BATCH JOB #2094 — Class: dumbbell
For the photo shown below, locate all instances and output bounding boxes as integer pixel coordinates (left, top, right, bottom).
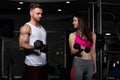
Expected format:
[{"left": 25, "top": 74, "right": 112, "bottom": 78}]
[
  {"left": 34, "top": 40, "right": 48, "bottom": 53},
  {"left": 92, "top": 72, "right": 98, "bottom": 80},
  {"left": 74, "top": 43, "right": 90, "bottom": 53},
  {"left": 41, "top": 45, "right": 48, "bottom": 53},
  {"left": 84, "top": 46, "right": 90, "bottom": 53},
  {"left": 74, "top": 43, "right": 83, "bottom": 52},
  {"left": 34, "top": 40, "right": 43, "bottom": 49},
  {"left": 73, "top": 43, "right": 83, "bottom": 57}
]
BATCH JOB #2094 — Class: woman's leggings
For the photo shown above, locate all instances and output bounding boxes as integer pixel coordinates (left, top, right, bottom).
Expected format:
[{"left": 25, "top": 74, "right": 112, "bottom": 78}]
[{"left": 73, "top": 58, "right": 94, "bottom": 80}]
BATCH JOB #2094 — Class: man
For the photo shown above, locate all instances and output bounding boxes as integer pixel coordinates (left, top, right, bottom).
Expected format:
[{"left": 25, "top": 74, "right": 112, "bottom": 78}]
[{"left": 19, "top": 3, "right": 48, "bottom": 80}]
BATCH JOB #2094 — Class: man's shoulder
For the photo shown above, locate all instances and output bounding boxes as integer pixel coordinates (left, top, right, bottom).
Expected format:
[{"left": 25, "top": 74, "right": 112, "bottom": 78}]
[
  {"left": 20, "top": 23, "right": 31, "bottom": 33},
  {"left": 21, "top": 23, "right": 30, "bottom": 29}
]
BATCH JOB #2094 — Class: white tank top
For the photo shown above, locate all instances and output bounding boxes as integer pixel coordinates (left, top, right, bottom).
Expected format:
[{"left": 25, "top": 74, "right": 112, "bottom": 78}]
[{"left": 25, "top": 22, "right": 47, "bottom": 66}]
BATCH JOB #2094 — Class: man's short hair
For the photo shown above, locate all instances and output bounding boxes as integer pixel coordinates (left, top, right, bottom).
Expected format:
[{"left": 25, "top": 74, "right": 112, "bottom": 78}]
[{"left": 29, "top": 3, "right": 42, "bottom": 10}]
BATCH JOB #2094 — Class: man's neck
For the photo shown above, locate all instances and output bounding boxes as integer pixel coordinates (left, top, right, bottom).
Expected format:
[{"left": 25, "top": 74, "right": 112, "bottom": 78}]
[{"left": 29, "top": 20, "right": 40, "bottom": 27}]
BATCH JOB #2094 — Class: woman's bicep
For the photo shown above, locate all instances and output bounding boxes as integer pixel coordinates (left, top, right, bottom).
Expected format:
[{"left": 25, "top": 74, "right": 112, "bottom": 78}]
[{"left": 69, "top": 33, "right": 76, "bottom": 54}]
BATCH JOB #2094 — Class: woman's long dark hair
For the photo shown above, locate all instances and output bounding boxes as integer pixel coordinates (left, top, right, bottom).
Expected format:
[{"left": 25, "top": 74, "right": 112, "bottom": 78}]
[{"left": 74, "top": 12, "right": 93, "bottom": 43}]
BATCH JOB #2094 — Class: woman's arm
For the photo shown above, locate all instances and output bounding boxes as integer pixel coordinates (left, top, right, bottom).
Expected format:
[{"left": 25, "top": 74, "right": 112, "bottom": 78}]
[
  {"left": 91, "top": 33, "right": 97, "bottom": 73},
  {"left": 69, "top": 33, "right": 79, "bottom": 55}
]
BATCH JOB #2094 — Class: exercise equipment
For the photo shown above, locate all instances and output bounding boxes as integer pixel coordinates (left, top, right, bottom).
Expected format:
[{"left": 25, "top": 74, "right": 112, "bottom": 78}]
[
  {"left": 73, "top": 43, "right": 82, "bottom": 57},
  {"left": 73, "top": 43, "right": 82, "bottom": 52},
  {"left": 84, "top": 46, "right": 90, "bottom": 53},
  {"left": 8, "top": 59, "right": 14, "bottom": 80},
  {"left": 92, "top": 72, "right": 99, "bottom": 80},
  {"left": 41, "top": 44, "right": 48, "bottom": 53},
  {"left": 34, "top": 40, "right": 44, "bottom": 49},
  {"left": 74, "top": 43, "right": 91, "bottom": 54},
  {"left": 95, "top": 32, "right": 105, "bottom": 50},
  {"left": 34, "top": 40, "right": 48, "bottom": 53}
]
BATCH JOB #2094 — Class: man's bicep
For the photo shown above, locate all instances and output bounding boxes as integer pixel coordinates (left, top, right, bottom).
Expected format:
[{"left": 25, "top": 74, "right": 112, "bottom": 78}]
[
  {"left": 20, "top": 33, "right": 29, "bottom": 44},
  {"left": 19, "top": 27, "right": 29, "bottom": 46}
]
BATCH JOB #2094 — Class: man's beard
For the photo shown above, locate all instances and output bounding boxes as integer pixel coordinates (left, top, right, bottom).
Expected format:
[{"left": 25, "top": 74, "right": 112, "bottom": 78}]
[
  {"left": 35, "top": 18, "right": 40, "bottom": 22},
  {"left": 33, "top": 17, "right": 40, "bottom": 22}
]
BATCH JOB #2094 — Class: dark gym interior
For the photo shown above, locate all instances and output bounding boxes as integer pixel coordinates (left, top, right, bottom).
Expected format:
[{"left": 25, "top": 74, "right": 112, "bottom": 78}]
[{"left": 0, "top": 0, "right": 120, "bottom": 80}]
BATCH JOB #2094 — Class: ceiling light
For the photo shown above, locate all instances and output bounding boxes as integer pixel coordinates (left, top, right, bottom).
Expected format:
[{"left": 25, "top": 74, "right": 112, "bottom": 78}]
[
  {"left": 105, "top": 33, "right": 111, "bottom": 36},
  {"left": 66, "top": 1, "right": 70, "bottom": 4},
  {"left": 58, "top": 9, "right": 62, "bottom": 12},
  {"left": 17, "top": 7, "right": 21, "bottom": 10},
  {"left": 19, "top": 1, "right": 23, "bottom": 4}
]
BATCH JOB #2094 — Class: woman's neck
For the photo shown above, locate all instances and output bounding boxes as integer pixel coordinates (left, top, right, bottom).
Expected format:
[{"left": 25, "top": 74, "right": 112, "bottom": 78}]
[{"left": 77, "top": 30, "right": 86, "bottom": 40}]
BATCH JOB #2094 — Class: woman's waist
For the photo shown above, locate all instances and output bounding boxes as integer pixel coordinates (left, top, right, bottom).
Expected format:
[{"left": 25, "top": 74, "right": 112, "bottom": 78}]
[{"left": 74, "top": 52, "right": 92, "bottom": 60}]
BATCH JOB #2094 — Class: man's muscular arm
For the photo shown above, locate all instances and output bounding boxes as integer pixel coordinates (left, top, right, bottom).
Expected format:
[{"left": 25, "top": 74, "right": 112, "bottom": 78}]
[{"left": 19, "top": 25, "right": 34, "bottom": 51}]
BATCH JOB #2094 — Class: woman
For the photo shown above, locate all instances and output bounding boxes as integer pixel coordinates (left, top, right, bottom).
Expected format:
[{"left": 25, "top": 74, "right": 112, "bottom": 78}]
[{"left": 68, "top": 12, "right": 97, "bottom": 80}]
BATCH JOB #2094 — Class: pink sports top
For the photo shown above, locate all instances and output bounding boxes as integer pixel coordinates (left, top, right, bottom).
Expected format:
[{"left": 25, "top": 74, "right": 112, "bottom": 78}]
[{"left": 75, "top": 32, "right": 93, "bottom": 48}]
